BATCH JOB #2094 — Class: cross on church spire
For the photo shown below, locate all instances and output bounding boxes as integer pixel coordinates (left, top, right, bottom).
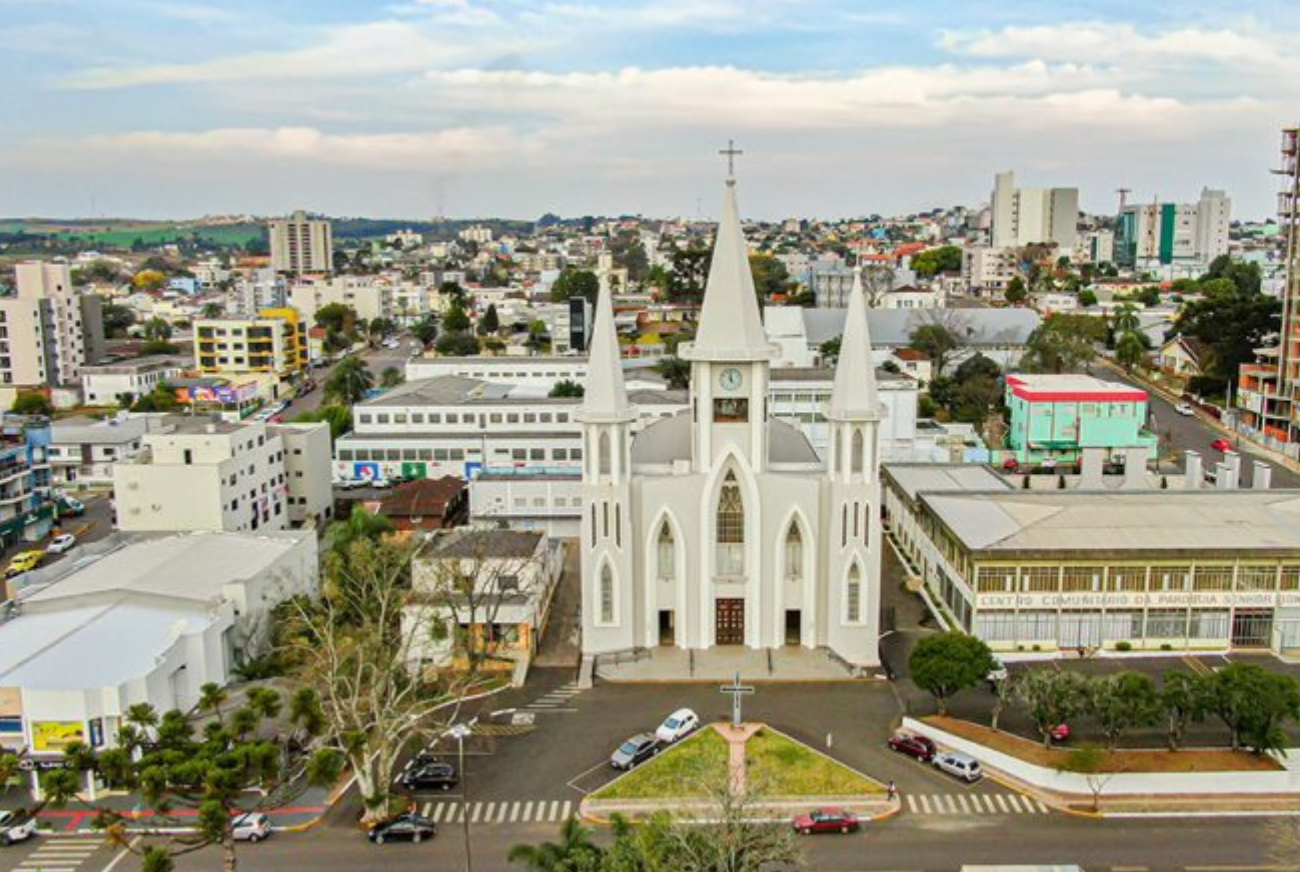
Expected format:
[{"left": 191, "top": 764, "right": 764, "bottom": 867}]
[{"left": 718, "top": 139, "right": 743, "bottom": 179}]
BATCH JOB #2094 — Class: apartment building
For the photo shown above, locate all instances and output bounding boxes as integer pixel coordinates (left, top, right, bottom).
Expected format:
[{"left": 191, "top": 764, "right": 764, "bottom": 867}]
[
  {"left": 268, "top": 210, "right": 333, "bottom": 275},
  {"left": 0, "top": 416, "right": 55, "bottom": 551},
  {"left": 0, "top": 261, "right": 105, "bottom": 389},
  {"left": 113, "top": 418, "right": 331, "bottom": 533},
  {"left": 1116, "top": 188, "right": 1231, "bottom": 269},
  {"left": 1003, "top": 373, "right": 1157, "bottom": 466},
  {"left": 289, "top": 276, "right": 393, "bottom": 324},
  {"left": 194, "top": 308, "right": 308, "bottom": 382},
  {"left": 961, "top": 246, "right": 1019, "bottom": 297},
  {"left": 48, "top": 414, "right": 164, "bottom": 487},
  {"left": 990, "top": 171, "right": 1079, "bottom": 249}
]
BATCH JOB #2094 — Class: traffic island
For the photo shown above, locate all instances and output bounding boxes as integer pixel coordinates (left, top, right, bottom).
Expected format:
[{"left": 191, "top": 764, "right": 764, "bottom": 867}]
[{"left": 580, "top": 723, "right": 893, "bottom": 823}]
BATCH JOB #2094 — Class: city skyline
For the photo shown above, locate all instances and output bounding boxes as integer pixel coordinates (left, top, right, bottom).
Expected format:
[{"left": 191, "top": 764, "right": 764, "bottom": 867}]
[{"left": 2, "top": 1, "right": 1300, "bottom": 219}]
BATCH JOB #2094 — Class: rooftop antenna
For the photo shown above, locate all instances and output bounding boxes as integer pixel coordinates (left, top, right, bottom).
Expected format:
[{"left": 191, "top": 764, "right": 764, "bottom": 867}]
[{"left": 1116, "top": 187, "right": 1130, "bottom": 212}]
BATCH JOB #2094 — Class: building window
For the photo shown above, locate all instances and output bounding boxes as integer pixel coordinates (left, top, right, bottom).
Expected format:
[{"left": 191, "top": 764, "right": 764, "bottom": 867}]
[
  {"left": 599, "top": 563, "right": 614, "bottom": 624},
  {"left": 713, "top": 398, "right": 749, "bottom": 423},
  {"left": 657, "top": 521, "right": 675, "bottom": 579},
  {"left": 785, "top": 522, "right": 803, "bottom": 579},
  {"left": 590, "top": 504, "right": 596, "bottom": 548},
  {"left": 615, "top": 503, "right": 621, "bottom": 548},
  {"left": 851, "top": 429, "right": 864, "bottom": 475},
  {"left": 598, "top": 431, "right": 612, "bottom": 476},
  {"left": 846, "top": 564, "right": 862, "bottom": 623},
  {"left": 715, "top": 472, "right": 744, "bottom": 576}
]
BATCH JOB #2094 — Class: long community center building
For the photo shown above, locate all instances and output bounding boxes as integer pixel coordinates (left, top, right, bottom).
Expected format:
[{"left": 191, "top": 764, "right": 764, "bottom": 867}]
[{"left": 884, "top": 463, "right": 1300, "bottom": 654}]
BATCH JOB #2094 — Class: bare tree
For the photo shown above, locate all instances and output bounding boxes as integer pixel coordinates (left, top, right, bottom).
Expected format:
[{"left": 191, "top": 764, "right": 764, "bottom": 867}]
[{"left": 860, "top": 264, "right": 896, "bottom": 307}]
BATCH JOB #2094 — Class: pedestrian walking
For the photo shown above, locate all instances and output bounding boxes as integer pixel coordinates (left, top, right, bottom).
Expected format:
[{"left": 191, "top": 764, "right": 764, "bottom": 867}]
[{"left": 887, "top": 780, "right": 897, "bottom": 801}]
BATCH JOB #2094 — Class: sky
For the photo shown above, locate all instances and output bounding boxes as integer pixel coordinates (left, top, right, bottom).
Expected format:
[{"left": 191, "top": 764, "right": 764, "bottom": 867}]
[{"left": 2, "top": 0, "right": 1300, "bottom": 221}]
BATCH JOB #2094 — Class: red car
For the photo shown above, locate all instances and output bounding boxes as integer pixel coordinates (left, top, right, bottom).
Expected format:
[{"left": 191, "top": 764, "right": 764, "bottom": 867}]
[
  {"left": 887, "top": 733, "right": 937, "bottom": 762},
  {"left": 792, "top": 808, "right": 859, "bottom": 835},
  {"left": 1001, "top": 457, "right": 1019, "bottom": 471},
  {"left": 1211, "top": 438, "right": 1234, "bottom": 453},
  {"left": 1049, "top": 723, "right": 1070, "bottom": 743}
]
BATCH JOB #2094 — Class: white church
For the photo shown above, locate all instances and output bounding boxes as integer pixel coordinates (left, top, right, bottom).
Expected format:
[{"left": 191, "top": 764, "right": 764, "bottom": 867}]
[{"left": 579, "top": 175, "right": 883, "bottom": 672}]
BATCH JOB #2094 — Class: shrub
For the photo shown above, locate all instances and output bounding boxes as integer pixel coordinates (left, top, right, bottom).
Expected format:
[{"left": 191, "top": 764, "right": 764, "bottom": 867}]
[{"left": 1115, "top": 641, "right": 1131, "bottom": 652}]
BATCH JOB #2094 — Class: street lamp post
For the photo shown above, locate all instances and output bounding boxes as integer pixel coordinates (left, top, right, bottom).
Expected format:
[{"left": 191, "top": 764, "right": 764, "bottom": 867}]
[{"left": 449, "top": 722, "right": 473, "bottom": 871}]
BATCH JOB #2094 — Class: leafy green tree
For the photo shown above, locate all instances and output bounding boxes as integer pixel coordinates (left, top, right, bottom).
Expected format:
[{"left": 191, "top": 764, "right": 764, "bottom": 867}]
[
  {"left": 526, "top": 320, "right": 549, "bottom": 355},
  {"left": 1087, "top": 671, "right": 1161, "bottom": 750},
  {"left": 10, "top": 391, "right": 53, "bottom": 416},
  {"left": 1200, "top": 254, "right": 1262, "bottom": 297},
  {"left": 910, "top": 245, "right": 963, "bottom": 278},
  {"left": 478, "top": 303, "right": 501, "bottom": 335},
  {"left": 101, "top": 303, "right": 135, "bottom": 338},
  {"left": 129, "top": 383, "right": 182, "bottom": 413},
  {"left": 380, "top": 366, "right": 404, "bottom": 388},
  {"left": 1174, "top": 280, "right": 1279, "bottom": 390},
  {"left": 1161, "top": 669, "right": 1211, "bottom": 751},
  {"left": 549, "top": 269, "right": 600, "bottom": 305},
  {"left": 1019, "top": 314, "right": 1107, "bottom": 374},
  {"left": 1205, "top": 663, "right": 1300, "bottom": 755},
  {"left": 748, "top": 253, "right": 790, "bottom": 303},
  {"left": 442, "top": 303, "right": 471, "bottom": 334},
  {"left": 411, "top": 315, "right": 438, "bottom": 347},
  {"left": 314, "top": 303, "right": 358, "bottom": 337},
  {"left": 291, "top": 404, "right": 352, "bottom": 440},
  {"left": 1115, "top": 331, "right": 1147, "bottom": 372},
  {"left": 610, "top": 234, "right": 650, "bottom": 282},
  {"left": 1078, "top": 290, "right": 1098, "bottom": 307},
  {"left": 201, "top": 302, "right": 223, "bottom": 319},
  {"left": 439, "top": 281, "right": 469, "bottom": 309},
  {"left": 324, "top": 355, "right": 374, "bottom": 405},
  {"left": 142, "top": 317, "right": 172, "bottom": 342},
  {"left": 367, "top": 317, "right": 397, "bottom": 344},
  {"left": 1004, "top": 276, "right": 1028, "bottom": 305},
  {"left": 1111, "top": 303, "right": 1141, "bottom": 337},
  {"left": 47, "top": 687, "right": 340, "bottom": 872},
  {"left": 509, "top": 814, "right": 606, "bottom": 870},
  {"left": 656, "top": 356, "right": 691, "bottom": 390},
  {"left": 549, "top": 379, "right": 584, "bottom": 398},
  {"left": 909, "top": 323, "right": 961, "bottom": 376},
  {"left": 819, "top": 336, "right": 841, "bottom": 367},
  {"left": 435, "top": 332, "right": 481, "bottom": 356},
  {"left": 1017, "top": 669, "right": 1089, "bottom": 747},
  {"left": 668, "top": 244, "right": 713, "bottom": 301},
  {"left": 907, "top": 632, "right": 995, "bottom": 714}
]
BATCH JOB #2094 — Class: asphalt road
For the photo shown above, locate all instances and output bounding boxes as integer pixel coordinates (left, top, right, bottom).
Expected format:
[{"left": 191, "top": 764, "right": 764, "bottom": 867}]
[
  {"left": 279, "top": 338, "right": 419, "bottom": 420},
  {"left": 1094, "top": 362, "right": 1300, "bottom": 489}
]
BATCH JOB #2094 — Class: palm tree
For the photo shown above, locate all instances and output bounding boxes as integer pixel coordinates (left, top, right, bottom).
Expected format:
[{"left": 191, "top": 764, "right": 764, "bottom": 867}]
[
  {"left": 324, "top": 356, "right": 374, "bottom": 405},
  {"left": 508, "top": 815, "right": 605, "bottom": 870}
]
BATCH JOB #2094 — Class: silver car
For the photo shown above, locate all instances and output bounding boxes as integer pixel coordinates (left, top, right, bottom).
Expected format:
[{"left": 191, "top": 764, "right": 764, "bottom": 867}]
[
  {"left": 933, "top": 751, "right": 983, "bottom": 783},
  {"left": 231, "top": 812, "right": 271, "bottom": 843}
]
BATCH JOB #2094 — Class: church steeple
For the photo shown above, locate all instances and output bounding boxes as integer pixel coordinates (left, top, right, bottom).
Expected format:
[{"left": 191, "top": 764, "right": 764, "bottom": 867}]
[
  {"left": 684, "top": 179, "right": 775, "bottom": 362},
  {"left": 578, "top": 274, "right": 634, "bottom": 423},
  {"left": 828, "top": 269, "right": 882, "bottom": 422}
]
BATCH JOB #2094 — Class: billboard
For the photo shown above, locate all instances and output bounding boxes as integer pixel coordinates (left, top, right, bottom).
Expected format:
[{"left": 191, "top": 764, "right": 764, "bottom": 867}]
[
  {"left": 31, "top": 720, "right": 85, "bottom": 753},
  {"left": 175, "top": 382, "right": 259, "bottom": 406},
  {"left": 401, "top": 462, "right": 427, "bottom": 479},
  {"left": 353, "top": 462, "right": 381, "bottom": 481}
]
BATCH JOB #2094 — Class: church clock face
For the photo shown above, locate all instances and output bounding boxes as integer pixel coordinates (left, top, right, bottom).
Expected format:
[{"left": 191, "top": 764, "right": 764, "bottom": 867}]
[{"left": 719, "top": 368, "right": 743, "bottom": 392}]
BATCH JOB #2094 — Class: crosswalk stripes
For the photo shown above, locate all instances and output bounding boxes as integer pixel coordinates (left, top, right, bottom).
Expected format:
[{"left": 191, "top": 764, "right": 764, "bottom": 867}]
[
  {"left": 904, "top": 792, "right": 1049, "bottom": 816},
  {"left": 421, "top": 799, "right": 576, "bottom": 824},
  {"left": 524, "top": 683, "right": 583, "bottom": 713},
  {"left": 13, "top": 836, "right": 103, "bottom": 872}
]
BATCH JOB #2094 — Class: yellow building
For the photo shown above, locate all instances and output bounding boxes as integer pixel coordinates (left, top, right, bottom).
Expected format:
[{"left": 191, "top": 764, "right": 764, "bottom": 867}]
[{"left": 195, "top": 307, "right": 307, "bottom": 381}]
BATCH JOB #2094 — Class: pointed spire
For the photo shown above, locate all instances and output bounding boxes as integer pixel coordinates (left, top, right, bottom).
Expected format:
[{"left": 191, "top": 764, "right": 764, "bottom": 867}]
[
  {"left": 578, "top": 273, "right": 634, "bottom": 422},
  {"left": 828, "top": 268, "right": 882, "bottom": 421},
  {"left": 685, "top": 179, "right": 775, "bottom": 361}
]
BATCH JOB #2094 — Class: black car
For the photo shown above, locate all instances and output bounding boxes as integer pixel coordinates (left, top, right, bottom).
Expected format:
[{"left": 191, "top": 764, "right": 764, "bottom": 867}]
[
  {"left": 610, "top": 733, "right": 659, "bottom": 770},
  {"left": 401, "top": 760, "right": 458, "bottom": 791},
  {"left": 368, "top": 812, "right": 436, "bottom": 845}
]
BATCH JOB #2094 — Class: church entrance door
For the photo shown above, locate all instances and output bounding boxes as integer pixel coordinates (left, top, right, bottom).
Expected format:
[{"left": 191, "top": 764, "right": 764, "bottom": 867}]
[{"left": 715, "top": 599, "right": 745, "bottom": 645}]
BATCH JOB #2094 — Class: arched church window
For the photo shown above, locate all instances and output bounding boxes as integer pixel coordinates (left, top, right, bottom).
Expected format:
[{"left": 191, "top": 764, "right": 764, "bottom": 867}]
[
  {"left": 846, "top": 563, "right": 862, "bottom": 624},
  {"left": 599, "top": 562, "right": 614, "bottom": 624},
  {"left": 598, "top": 430, "right": 612, "bottom": 476},
  {"left": 590, "top": 504, "right": 596, "bottom": 548},
  {"left": 615, "top": 503, "right": 621, "bottom": 547},
  {"left": 785, "top": 521, "right": 803, "bottom": 579},
  {"left": 851, "top": 428, "right": 864, "bottom": 476},
  {"left": 853, "top": 502, "right": 860, "bottom": 538},
  {"left": 657, "top": 521, "right": 675, "bottom": 579},
  {"left": 716, "top": 472, "right": 744, "bottom": 576},
  {"left": 841, "top": 504, "right": 847, "bottom": 548}
]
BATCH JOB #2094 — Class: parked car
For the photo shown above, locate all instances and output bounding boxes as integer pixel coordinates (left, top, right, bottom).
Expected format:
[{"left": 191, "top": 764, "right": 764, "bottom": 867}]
[
  {"left": 887, "top": 733, "right": 937, "bottom": 762},
  {"left": 1001, "top": 457, "right": 1019, "bottom": 472},
  {"left": 654, "top": 708, "right": 700, "bottom": 744},
  {"left": 932, "top": 751, "right": 983, "bottom": 783},
  {"left": 368, "top": 812, "right": 436, "bottom": 845},
  {"left": 231, "top": 812, "right": 272, "bottom": 843},
  {"left": 1211, "top": 438, "right": 1234, "bottom": 453},
  {"left": 5, "top": 550, "right": 45, "bottom": 577},
  {"left": 792, "top": 808, "right": 859, "bottom": 835},
  {"left": 47, "top": 533, "right": 76, "bottom": 554},
  {"left": 1175, "top": 403, "right": 1194, "bottom": 417},
  {"left": 401, "top": 759, "right": 459, "bottom": 791},
  {"left": 610, "top": 733, "right": 659, "bottom": 770},
  {"left": 0, "top": 810, "right": 36, "bottom": 846},
  {"left": 1049, "top": 723, "right": 1070, "bottom": 743},
  {"left": 55, "top": 495, "right": 85, "bottom": 516},
  {"left": 336, "top": 477, "right": 369, "bottom": 490}
]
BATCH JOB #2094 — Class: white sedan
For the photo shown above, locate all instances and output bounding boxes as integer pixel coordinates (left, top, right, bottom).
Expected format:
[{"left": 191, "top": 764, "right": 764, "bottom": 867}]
[
  {"left": 654, "top": 708, "right": 700, "bottom": 744},
  {"left": 1175, "top": 403, "right": 1194, "bottom": 416},
  {"left": 0, "top": 811, "right": 36, "bottom": 846},
  {"left": 47, "top": 533, "right": 76, "bottom": 553}
]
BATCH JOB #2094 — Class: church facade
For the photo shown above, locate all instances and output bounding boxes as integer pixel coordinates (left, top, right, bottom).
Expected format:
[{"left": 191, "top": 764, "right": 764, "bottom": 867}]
[{"left": 579, "top": 178, "right": 883, "bottom": 670}]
